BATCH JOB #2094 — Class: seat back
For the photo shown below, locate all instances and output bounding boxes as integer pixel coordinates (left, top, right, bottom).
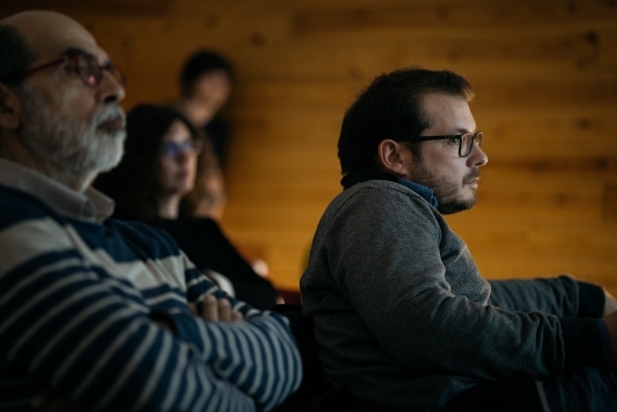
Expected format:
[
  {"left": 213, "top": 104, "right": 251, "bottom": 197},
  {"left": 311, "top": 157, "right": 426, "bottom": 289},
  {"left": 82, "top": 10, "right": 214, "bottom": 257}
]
[{"left": 272, "top": 304, "right": 349, "bottom": 412}]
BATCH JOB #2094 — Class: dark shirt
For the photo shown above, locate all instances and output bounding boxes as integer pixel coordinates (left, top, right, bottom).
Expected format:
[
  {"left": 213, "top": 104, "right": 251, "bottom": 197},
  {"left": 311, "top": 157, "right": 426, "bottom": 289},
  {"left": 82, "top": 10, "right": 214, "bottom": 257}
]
[
  {"left": 203, "top": 117, "right": 231, "bottom": 169},
  {"left": 154, "top": 216, "right": 278, "bottom": 310}
]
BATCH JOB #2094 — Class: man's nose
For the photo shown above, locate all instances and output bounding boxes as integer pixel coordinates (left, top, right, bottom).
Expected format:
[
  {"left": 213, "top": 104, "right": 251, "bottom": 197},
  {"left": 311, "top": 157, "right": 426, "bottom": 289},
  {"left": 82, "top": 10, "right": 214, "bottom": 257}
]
[
  {"left": 96, "top": 69, "right": 126, "bottom": 104},
  {"left": 467, "top": 142, "right": 488, "bottom": 167}
]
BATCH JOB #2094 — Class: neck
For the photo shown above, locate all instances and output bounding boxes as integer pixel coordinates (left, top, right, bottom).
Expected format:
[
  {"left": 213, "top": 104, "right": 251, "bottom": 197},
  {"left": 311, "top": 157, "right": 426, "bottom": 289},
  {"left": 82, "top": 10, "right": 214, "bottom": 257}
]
[
  {"left": 178, "top": 99, "right": 214, "bottom": 126},
  {"left": 0, "top": 132, "right": 92, "bottom": 192},
  {"left": 158, "top": 194, "right": 182, "bottom": 219}
]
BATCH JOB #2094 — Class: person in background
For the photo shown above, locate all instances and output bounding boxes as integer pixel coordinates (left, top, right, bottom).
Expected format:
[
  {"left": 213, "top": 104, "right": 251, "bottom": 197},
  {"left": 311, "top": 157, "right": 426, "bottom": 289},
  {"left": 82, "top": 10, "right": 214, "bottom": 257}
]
[
  {"left": 95, "top": 104, "right": 278, "bottom": 310},
  {"left": 177, "top": 50, "right": 234, "bottom": 169}
]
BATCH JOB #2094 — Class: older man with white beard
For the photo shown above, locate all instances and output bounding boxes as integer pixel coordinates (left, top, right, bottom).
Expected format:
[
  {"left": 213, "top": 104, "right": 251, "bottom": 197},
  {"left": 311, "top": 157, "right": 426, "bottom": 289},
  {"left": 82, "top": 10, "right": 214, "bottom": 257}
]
[{"left": 0, "top": 11, "right": 301, "bottom": 412}]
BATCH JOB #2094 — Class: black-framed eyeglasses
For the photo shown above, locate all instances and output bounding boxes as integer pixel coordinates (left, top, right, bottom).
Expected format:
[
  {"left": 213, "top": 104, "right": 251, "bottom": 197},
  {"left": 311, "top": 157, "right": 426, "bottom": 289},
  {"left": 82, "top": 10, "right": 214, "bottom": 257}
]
[
  {"left": 406, "top": 131, "right": 483, "bottom": 157},
  {"left": 2, "top": 51, "right": 126, "bottom": 88},
  {"left": 160, "top": 141, "right": 203, "bottom": 158}
]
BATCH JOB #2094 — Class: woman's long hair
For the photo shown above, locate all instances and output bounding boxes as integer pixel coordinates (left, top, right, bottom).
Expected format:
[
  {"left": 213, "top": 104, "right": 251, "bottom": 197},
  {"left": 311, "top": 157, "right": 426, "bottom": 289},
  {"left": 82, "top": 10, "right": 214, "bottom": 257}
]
[{"left": 94, "top": 104, "right": 202, "bottom": 222}]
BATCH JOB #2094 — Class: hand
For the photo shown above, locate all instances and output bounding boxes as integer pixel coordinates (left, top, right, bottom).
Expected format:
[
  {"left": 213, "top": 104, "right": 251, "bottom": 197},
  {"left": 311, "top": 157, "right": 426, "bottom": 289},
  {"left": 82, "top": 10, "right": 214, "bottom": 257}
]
[
  {"left": 32, "top": 387, "right": 83, "bottom": 412},
  {"left": 603, "top": 290, "right": 617, "bottom": 317},
  {"left": 190, "top": 295, "right": 243, "bottom": 322}
]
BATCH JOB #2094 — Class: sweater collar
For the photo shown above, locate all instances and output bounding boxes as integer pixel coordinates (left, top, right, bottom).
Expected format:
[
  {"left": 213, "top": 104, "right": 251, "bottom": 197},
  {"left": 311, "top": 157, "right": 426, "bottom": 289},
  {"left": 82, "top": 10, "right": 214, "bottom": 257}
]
[
  {"left": 341, "top": 169, "right": 439, "bottom": 208},
  {"left": 0, "top": 158, "right": 114, "bottom": 223}
]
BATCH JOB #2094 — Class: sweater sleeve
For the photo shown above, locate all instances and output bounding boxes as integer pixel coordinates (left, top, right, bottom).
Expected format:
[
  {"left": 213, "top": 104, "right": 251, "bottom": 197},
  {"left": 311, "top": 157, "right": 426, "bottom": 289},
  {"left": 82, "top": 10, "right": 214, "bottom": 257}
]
[
  {"left": 324, "top": 187, "right": 598, "bottom": 380},
  {"left": 488, "top": 278, "right": 608, "bottom": 370},
  {"left": 488, "top": 277, "right": 605, "bottom": 317},
  {"left": 171, "top": 257, "right": 302, "bottom": 411},
  {"left": 0, "top": 212, "right": 298, "bottom": 411},
  {"left": 164, "top": 311, "right": 302, "bottom": 412}
]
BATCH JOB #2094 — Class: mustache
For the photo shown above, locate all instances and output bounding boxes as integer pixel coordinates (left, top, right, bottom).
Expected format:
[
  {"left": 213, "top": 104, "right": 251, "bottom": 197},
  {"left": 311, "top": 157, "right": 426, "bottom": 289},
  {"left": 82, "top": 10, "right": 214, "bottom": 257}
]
[
  {"left": 463, "top": 168, "right": 481, "bottom": 184},
  {"left": 94, "top": 104, "right": 126, "bottom": 129}
]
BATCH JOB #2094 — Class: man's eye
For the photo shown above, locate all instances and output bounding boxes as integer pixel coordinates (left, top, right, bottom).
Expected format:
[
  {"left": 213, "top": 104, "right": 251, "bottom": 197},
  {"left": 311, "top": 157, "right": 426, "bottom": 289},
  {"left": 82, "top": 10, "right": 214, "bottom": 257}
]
[
  {"left": 65, "top": 65, "right": 78, "bottom": 74},
  {"left": 447, "top": 138, "right": 460, "bottom": 145}
]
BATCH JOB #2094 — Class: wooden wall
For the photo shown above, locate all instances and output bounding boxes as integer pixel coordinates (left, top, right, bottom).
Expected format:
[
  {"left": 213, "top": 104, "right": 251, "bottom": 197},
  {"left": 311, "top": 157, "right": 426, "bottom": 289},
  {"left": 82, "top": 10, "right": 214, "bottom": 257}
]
[{"left": 2, "top": 0, "right": 617, "bottom": 293}]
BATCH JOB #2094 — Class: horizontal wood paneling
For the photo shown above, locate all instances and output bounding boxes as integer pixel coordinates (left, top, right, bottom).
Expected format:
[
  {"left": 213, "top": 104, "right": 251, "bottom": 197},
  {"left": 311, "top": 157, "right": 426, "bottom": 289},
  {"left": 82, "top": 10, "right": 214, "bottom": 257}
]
[
  {"left": 292, "top": 1, "right": 617, "bottom": 34},
  {"left": 2, "top": 0, "right": 617, "bottom": 294}
]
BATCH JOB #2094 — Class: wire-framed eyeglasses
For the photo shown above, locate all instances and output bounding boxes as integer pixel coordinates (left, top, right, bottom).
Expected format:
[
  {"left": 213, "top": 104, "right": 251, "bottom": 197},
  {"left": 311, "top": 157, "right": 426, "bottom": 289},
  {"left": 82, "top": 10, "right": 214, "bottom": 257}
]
[
  {"left": 160, "top": 141, "right": 203, "bottom": 158},
  {"left": 407, "top": 131, "right": 483, "bottom": 157},
  {"left": 3, "top": 51, "right": 126, "bottom": 88}
]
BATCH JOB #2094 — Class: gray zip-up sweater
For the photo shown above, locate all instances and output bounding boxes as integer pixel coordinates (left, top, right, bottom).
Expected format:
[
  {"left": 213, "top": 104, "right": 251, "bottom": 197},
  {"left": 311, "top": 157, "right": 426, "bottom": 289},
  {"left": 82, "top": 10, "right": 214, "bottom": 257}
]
[{"left": 300, "top": 171, "right": 606, "bottom": 411}]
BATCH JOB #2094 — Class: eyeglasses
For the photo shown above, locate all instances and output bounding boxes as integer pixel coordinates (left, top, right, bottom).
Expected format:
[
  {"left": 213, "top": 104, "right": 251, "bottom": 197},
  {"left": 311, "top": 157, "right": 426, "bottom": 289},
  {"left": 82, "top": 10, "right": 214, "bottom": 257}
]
[
  {"left": 3, "top": 51, "right": 126, "bottom": 88},
  {"left": 406, "top": 131, "right": 483, "bottom": 157},
  {"left": 160, "top": 141, "right": 202, "bottom": 158}
]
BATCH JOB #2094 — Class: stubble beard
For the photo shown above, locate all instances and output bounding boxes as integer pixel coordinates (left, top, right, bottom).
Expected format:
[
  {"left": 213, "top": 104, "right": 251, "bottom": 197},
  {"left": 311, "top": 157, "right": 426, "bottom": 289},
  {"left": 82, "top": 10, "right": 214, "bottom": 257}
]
[
  {"left": 16, "top": 84, "right": 126, "bottom": 191},
  {"left": 411, "top": 156, "right": 480, "bottom": 215}
]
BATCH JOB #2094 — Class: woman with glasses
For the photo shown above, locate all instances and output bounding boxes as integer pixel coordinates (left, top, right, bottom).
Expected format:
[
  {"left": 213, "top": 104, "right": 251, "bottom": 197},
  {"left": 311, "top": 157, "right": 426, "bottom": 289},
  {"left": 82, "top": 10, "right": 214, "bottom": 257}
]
[{"left": 95, "top": 104, "right": 278, "bottom": 310}]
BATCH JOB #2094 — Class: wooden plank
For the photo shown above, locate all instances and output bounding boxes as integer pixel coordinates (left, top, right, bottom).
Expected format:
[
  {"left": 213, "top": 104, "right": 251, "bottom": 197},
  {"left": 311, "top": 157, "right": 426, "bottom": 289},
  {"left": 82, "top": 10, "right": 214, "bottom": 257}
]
[
  {"left": 464, "top": 185, "right": 601, "bottom": 212},
  {"left": 477, "top": 112, "right": 617, "bottom": 158},
  {"left": 225, "top": 112, "right": 617, "bottom": 161},
  {"left": 292, "top": 1, "right": 617, "bottom": 34},
  {"left": 99, "top": 20, "right": 617, "bottom": 83},
  {"left": 227, "top": 147, "right": 340, "bottom": 173},
  {"left": 604, "top": 185, "right": 617, "bottom": 221},
  {"left": 224, "top": 77, "right": 617, "bottom": 113},
  {"left": 229, "top": 115, "right": 341, "bottom": 149},
  {"left": 0, "top": 0, "right": 172, "bottom": 16},
  {"left": 231, "top": 81, "right": 355, "bottom": 111},
  {"left": 223, "top": 201, "right": 328, "bottom": 233},
  {"left": 471, "top": 76, "right": 617, "bottom": 108},
  {"left": 227, "top": 181, "right": 341, "bottom": 202},
  {"left": 229, "top": 29, "right": 617, "bottom": 82},
  {"left": 451, "top": 223, "right": 617, "bottom": 254},
  {"left": 486, "top": 156, "right": 617, "bottom": 176},
  {"left": 225, "top": 168, "right": 341, "bottom": 187}
]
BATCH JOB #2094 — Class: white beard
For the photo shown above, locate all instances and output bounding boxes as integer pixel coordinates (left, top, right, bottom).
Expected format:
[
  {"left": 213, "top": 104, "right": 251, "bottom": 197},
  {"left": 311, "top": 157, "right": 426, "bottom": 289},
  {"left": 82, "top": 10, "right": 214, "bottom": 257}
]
[{"left": 16, "top": 84, "right": 126, "bottom": 191}]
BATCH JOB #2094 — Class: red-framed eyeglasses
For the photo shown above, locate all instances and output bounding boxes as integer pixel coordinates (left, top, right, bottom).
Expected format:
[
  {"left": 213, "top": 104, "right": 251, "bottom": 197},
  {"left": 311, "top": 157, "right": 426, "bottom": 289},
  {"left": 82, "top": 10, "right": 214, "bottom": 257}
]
[{"left": 3, "top": 51, "right": 126, "bottom": 88}]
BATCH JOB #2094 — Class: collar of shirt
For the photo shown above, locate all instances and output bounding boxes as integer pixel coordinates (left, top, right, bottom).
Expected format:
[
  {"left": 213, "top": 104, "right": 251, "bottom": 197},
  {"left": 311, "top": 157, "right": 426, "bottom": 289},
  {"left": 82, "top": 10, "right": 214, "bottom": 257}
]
[
  {"left": 0, "top": 158, "right": 115, "bottom": 223},
  {"left": 397, "top": 178, "right": 439, "bottom": 208},
  {"left": 341, "top": 169, "right": 439, "bottom": 208}
]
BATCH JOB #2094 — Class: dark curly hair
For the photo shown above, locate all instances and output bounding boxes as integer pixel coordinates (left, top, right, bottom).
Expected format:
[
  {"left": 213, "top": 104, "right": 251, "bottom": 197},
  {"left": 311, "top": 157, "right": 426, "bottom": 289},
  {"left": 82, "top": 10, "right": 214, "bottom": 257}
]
[
  {"left": 338, "top": 67, "right": 474, "bottom": 175},
  {"left": 94, "top": 104, "right": 204, "bottom": 222}
]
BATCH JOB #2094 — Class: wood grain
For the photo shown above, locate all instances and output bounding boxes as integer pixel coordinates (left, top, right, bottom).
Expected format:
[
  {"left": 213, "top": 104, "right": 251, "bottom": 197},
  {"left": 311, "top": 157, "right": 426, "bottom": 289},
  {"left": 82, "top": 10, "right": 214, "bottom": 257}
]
[{"left": 1, "top": 0, "right": 616, "bottom": 294}]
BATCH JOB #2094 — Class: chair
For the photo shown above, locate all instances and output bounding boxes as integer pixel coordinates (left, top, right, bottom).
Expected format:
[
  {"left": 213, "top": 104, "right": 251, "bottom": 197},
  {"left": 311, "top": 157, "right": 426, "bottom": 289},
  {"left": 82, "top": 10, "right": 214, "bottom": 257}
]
[{"left": 272, "top": 304, "right": 350, "bottom": 412}]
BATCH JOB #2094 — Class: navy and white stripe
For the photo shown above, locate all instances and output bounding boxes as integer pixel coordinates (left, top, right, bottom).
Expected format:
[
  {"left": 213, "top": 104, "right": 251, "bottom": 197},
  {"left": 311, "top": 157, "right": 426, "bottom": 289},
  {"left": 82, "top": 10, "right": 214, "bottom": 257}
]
[{"left": 0, "top": 176, "right": 302, "bottom": 412}]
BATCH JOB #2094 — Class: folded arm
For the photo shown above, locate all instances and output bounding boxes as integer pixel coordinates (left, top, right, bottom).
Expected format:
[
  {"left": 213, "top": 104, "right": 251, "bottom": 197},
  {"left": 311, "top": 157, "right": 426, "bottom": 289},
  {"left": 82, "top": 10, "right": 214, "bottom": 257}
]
[{"left": 0, "top": 217, "right": 300, "bottom": 411}]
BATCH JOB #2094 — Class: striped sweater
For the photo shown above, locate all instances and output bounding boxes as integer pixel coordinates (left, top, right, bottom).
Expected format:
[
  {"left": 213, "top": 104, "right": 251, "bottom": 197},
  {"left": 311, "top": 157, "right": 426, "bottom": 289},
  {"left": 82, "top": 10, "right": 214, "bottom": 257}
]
[{"left": 0, "top": 159, "right": 302, "bottom": 412}]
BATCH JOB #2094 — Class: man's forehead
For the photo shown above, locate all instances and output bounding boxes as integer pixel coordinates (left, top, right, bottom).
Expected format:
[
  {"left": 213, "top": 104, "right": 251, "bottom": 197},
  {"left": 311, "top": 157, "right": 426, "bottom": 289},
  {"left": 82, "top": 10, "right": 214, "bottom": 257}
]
[
  {"left": 420, "top": 92, "right": 476, "bottom": 133},
  {"left": 3, "top": 11, "right": 109, "bottom": 64}
]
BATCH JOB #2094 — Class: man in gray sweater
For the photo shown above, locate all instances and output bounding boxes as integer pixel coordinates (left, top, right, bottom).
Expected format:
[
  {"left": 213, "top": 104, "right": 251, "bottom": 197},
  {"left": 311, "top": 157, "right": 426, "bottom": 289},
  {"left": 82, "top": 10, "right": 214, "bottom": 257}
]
[{"left": 300, "top": 68, "right": 617, "bottom": 411}]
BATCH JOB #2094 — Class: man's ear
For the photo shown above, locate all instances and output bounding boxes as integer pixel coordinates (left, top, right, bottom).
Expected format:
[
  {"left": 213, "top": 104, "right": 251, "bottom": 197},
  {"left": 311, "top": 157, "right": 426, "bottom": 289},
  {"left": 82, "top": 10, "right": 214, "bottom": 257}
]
[
  {"left": 376, "top": 139, "right": 414, "bottom": 179},
  {"left": 0, "top": 84, "right": 22, "bottom": 131}
]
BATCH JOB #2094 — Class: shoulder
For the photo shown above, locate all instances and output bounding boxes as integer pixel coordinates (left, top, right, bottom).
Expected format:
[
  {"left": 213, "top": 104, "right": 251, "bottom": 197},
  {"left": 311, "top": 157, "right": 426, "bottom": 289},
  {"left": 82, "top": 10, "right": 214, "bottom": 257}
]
[
  {"left": 0, "top": 184, "right": 61, "bottom": 232},
  {"left": 0, "top": 185, "right": 76, "bottom": 277},
  {"left": 104, "top": 218, "right": 184, "bottom": 260},
  {"left": 326, "top": 179, "right": 437, "bottom": 222},
  {"left": 312, "top": 180, "right": 443, "bottom": 249}
]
